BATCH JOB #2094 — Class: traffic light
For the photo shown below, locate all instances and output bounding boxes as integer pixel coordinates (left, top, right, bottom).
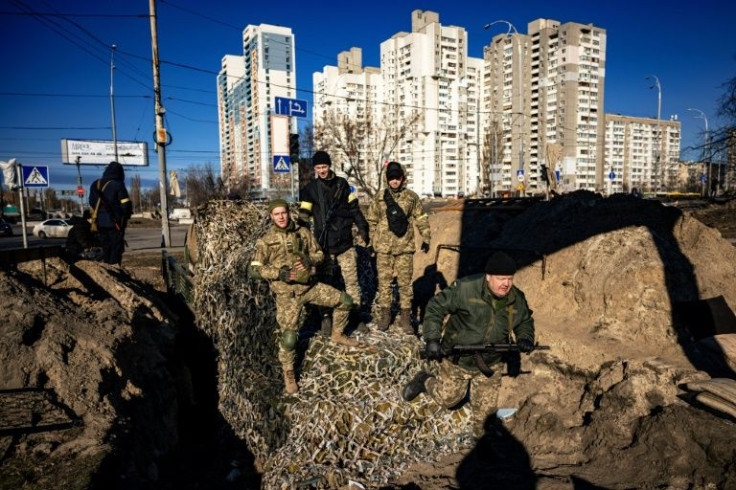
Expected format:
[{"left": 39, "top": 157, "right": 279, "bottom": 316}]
[
  {"left": 540, "top": 164, "right": 550, "bottom": 184},
  {"left": 289, "top": 133, "right": 300, "bottom": 163}
]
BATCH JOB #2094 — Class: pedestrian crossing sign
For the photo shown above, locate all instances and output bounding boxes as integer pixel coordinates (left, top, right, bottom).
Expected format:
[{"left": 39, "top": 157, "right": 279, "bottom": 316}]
[
  {"left": 273, "top": 155, "right": 291, "bottom": 173},
  {"left": 22, "top": 165, "right": 49, "bottom": 188}
]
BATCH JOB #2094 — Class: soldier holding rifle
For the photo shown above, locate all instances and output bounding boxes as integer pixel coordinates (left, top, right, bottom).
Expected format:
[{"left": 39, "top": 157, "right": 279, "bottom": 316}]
[{"left": 402, "top": 251, "right": 539, "bottom": 436}]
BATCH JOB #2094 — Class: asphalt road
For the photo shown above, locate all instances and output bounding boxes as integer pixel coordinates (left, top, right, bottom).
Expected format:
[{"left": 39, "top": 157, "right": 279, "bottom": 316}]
[{"left": 0, "top": 222, "right": 188, "bottom": 252}]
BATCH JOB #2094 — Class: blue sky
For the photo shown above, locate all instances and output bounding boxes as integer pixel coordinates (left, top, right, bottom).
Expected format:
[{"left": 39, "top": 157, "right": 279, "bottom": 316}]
[{"left": 1, "top": 0, "right": 734, "bottom": 191}]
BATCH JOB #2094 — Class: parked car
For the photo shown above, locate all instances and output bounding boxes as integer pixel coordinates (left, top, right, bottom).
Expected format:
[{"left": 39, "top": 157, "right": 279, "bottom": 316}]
[
  {"left": 33, "top": 219, "right": 71, "bottom": 238},
  {"left": 0, "top": 218, "right": 12, "bottom": 237}
]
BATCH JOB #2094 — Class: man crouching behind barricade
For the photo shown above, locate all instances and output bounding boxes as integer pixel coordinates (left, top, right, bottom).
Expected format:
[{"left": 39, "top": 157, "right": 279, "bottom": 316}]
[{"left": 248, "top": 199, "right": 360, "bottom": 394}]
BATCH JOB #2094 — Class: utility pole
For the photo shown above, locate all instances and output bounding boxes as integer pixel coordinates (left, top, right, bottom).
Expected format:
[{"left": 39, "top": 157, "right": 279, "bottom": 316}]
[
  {"left": 110, "top": 44, "right": 119, "bottom": 162},
  {"left": 149, "top": 0, "right": 171, "bottom": 247},
  {"left": 75, "top": 156, "right": 84, "bottom": 214}
]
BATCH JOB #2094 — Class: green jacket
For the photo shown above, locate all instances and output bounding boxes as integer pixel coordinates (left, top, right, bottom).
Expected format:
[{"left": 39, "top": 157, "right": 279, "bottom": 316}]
[
  {"left": 365, "top": 163, "right": 430, "bottom": 255},
  {"left": 423, "top": 273, "right": 535, "bottom": 372}
]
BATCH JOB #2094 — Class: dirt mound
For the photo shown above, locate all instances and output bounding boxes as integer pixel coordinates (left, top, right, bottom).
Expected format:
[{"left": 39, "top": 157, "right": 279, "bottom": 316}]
[{"left": 0, "top": 259, "right": 181, "bottom": 488}]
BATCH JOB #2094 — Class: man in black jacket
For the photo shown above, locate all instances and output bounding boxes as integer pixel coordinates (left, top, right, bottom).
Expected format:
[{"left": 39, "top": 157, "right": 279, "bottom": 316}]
[
  {"left": 89, "top": 161, "right": 133, "bottom": 265},
  {"left": 299, "top": 150, "right": 370, "bottom": 334}
]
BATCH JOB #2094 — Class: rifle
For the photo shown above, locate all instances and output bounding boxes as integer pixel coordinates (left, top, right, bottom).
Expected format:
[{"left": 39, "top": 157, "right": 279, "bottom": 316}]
[{"left": 419, "top": 342, "right": 550, "bottom": 360}]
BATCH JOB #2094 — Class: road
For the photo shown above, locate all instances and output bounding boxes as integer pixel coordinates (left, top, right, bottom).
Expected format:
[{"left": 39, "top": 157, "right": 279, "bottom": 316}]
[{"left": 0, "top": 222, "right": 188, "bottom": 252}]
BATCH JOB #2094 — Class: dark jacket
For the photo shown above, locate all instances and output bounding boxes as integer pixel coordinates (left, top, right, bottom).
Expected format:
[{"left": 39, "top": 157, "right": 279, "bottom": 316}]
[
  {"left": 299, "top": 171, "right": 369, "bottom": 255},
  {"left": 65, "top": 219, "right": 95, "bottom": 257},
  {"left": 89, "top": 162, "right": 132, "bottom": 230},
  {"left": 423, "top": 273, "right": 535, "bottom": 372}
]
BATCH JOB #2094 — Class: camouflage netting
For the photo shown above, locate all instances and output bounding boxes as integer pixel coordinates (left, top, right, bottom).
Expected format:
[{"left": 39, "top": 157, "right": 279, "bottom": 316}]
[{"left": 191, "top": 200, "right": 479, "bottom": 487}]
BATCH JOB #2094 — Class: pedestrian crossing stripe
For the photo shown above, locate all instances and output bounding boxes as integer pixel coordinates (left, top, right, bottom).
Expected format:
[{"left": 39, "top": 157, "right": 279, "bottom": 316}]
[
  {"left": 274, "top": 156, "right": 290, "bottom": 171},
  {"left": 25, "top": 167, "right": 48, "bottom": 185}
]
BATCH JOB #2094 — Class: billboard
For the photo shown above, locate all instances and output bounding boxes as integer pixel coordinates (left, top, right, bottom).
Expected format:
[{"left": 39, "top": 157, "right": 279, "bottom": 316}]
[{"left": 61, "top": 139, "right": 149, "bottom": 166}]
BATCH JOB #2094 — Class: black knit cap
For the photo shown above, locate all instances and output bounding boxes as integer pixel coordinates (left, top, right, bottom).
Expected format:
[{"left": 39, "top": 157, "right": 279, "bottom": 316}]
[
  {"left": 484, "top": 251, "right": 517, "bottom": 275},
  {"left": 386, "top": 161, "right": 404, "bottom": 180},
  {"left": 312, "top": 150, "right": 331, "bottom": 166}
]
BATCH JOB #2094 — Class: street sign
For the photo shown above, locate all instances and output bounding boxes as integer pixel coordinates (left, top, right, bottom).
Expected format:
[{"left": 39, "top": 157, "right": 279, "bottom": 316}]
[
  {"left": 608, "top": 171, "right": 616, "bottom": 181},
  {"left": 555, "top": 170, "right": 560, "bottom": 182},
  {"left": 273, "top": 155, "right": 291, "bottom": 173},
  {"left": 22, "top": 165, "right": 49, "bottom": 188},
  {"left": 700, "top": 173, "right": 707, "bottom": 183},
  {"left": 516, "top": 169, "right": 524, "bottom": 182},
  {"left": 77, "top": 186, "right": 85, "bottom": 197},
  {"left": 274, "top": 96, "right": 308, "bottom": 118}
]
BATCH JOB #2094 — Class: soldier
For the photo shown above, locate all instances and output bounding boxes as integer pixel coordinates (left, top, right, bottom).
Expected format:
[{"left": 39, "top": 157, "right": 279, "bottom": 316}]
[
  {"left": 89, "top": 161, "right": 132, "bottom": 265},
  {"left": 401, "top": 251, "right": 536, "bottom": 436},
  {"left": 299, "top": 150, "right": 370, "bottom": 334},
  {"left": 365, "top": 161, "right": 431, "bottom": 334},
  {"left": 248, "top": 199, "right": 359, "bottom": 394}
]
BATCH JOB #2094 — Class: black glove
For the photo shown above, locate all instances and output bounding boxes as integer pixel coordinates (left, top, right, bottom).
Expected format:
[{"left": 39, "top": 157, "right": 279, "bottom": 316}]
[
  {"left": 425, "top": 340, "right": 442, "bottom": 360},
  {"left": 420, "top": 242, "right": 430, "bottom": 253},
  {"left": 278, "top": 266, "right": 293, "bottom": 283},
  {"left": 517, "top": 339, "right": 535, "bottom": 353}
]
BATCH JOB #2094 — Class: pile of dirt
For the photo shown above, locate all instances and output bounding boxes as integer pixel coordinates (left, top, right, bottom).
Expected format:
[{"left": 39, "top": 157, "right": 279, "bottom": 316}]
[{"left": 0, "top": 259, "right": 183, "bottom": 489}]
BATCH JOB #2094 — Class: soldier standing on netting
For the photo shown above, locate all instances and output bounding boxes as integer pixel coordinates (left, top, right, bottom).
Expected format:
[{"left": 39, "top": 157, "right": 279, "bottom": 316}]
[
  {"left": 401, "top": 251, "right": 536, "bottom": 436},
  {"left": 365, "top": 161, "right": 431, "bottom": 334},
  {"left": 248, "top": 199, "right": 360, "bottom": 394},
  {"left": 298, "top": 150, "right": 371, "bottom": 335}
]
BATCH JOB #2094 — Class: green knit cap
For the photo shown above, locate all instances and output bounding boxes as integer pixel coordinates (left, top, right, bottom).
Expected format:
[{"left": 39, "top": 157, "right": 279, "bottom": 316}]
[{"left": 268, "top": 198, "right": 289, "bottom": 212}]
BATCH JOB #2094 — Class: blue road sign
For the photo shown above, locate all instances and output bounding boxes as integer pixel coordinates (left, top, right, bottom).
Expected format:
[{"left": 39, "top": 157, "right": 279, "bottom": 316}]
[
  {"left": 608, "top": 171, "right": 616, "bottom": 181},
  {"left": 273, "top": 155, "right": 291, "bottom": 173},
  {"left": 555, "top": 170, "right": 560, "bottom": 182},
  {"left": 516, "top": 169, "right": 524, "bottom": 182},
  {"left": 22, "top": 165, "right": 49, "bottom": 188},
  {"left": 274, "top": 96, "right": 308, "bottom": 118},
  {"left": 700, "top": 173, "right": 707, "bottom": 183}
]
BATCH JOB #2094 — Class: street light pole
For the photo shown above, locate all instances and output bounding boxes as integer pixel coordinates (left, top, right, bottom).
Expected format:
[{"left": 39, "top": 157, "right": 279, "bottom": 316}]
[
  {"left": 485, "top": 20, "right": 524, "bottom": 196},
  {"left": 110, "top": 44, "right": 119, "bottom": 162},
  {"left": 687, "top": 107, "right": 710, "bottom": 196},
  {"left": 646, "top": 75, "right": 662, "bottom": 191}
]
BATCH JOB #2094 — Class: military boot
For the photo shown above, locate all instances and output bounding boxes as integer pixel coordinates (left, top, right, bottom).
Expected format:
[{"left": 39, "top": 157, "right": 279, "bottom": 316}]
[
  {"left": 376, "top": 309, "right": 391, "bottom": 332},
  {"left": 402, "top": 371, "right": 433, "bottom": 401},
  {"left": 398, "top": 309, "right": 414, "bottom": 335},
  {"left": 282, "top": 365, "right": 298, "bottom": 394},
  {"left": 320, "top": 314, "right": 333, "bottom": 338},
  {"left": 331, "top": 327, "right": 359, "bottom": 348}
]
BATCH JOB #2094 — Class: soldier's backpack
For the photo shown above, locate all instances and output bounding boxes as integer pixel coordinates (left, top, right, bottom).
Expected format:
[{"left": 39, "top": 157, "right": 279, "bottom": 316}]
[{"left": 383, "top": 189, "right": 408, "bottom": 237}]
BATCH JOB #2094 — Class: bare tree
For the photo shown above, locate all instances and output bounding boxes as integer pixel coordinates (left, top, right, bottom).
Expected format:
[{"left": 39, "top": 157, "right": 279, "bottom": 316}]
[
  {"left": 129, "top": 174, "right": 142, "bottom": 213},
  {"left": 480, "top": 119, "right": 505, "bottom": 197},
  {"left": 185, "top": 162, "right": 224, "bottom": 207},
  {"left": 314, "top": 108, "right": 420, "bottom": 198}
]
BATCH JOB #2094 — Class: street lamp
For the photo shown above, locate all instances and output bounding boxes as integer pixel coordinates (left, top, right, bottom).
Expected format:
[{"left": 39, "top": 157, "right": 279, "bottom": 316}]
[
  {"left": 645, "top": 75, "right": 662, "bottom": 191},
  {"left": 485, "top": 20, "right": 524, "bottom": 196},
  {"left": 110, "top": 44, "right": 119, "bottom": 162},
  {"left": 687, "top": 107, "right": 710, "bottom": 196}
]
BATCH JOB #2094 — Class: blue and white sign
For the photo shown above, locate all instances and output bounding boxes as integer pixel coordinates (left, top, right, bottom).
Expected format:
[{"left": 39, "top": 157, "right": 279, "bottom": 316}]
[
  {"left": 22, "top": 165, "right": 49, "bottom": 188},
  {"left": 555, "top": 170, "right": 561, "bottom": 182},
  {"left": 274, "top": 96, "right": 308, "bottom": 118},
  {"left": 700, "top": 173, "right": 707, "bottom": 184},
  {"left": 608, "top": 171, "right": 616, "bottom": 181},
  {"left": 516, "top": 169, "right": 524, "bottom": 182},
  {"left": 273, "top": 155, "right": 291, "bottom": 173}
]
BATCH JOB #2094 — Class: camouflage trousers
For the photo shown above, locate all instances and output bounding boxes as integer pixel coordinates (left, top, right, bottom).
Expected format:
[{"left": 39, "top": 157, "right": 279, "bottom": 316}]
[
  {"left": 375, "top": 252, "right": 414, "bottom": 311},
  {"left": 426, "top": 359, "right": 503, "bottom": 436},
  {"left": 273, "top": 282, "right": 350, "bottom": 365},
  {"left": 321, "top": 247, "right": 361, "bottom": 307}
]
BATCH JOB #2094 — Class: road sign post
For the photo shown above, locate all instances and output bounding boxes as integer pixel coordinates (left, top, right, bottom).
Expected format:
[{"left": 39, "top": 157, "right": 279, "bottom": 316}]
[{"left": 274, "top": 96, "right": 308, "bottom": 118}]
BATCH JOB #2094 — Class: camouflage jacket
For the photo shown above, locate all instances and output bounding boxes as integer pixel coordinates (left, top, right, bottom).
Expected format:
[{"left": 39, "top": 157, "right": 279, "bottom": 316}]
[
  {"left": 365, "top": 165, "right": 431, "bottom": 255},
  {"left": 423, "top": 274, "right": 535, "bottom": 371},
  {"left": 248, "top": 220, "right": 324, "bottom": 294}
]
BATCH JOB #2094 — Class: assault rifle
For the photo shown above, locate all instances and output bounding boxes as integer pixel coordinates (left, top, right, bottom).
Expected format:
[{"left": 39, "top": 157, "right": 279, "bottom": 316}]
[{"left": 419, "top": 342, "right": 550, "bottom": 360}]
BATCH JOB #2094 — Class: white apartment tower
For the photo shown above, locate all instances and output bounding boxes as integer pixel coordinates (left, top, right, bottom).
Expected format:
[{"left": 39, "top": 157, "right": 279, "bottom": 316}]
[
  {"left": 603, "top": 114, "right": 681, "bottom": 193},
  {"left": 217, "top": 24, "right": 297, "bottom": 196},
  {"left": 526, "top": 19, "right": 607, "bottom": 192}
]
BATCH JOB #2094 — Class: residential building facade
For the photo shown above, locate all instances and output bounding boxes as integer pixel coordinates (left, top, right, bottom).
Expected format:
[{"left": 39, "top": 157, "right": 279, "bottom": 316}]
[{"left": 217, "top": 24, "right": 297, "bottom": 196}]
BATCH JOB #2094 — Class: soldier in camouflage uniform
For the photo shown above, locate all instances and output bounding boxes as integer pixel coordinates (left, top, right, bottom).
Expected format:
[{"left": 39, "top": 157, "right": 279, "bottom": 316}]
[
  {"left": 248, "top": 199, "right": 359, "bottom": 394},
  {"left": 402, "top": 251, "right": 536, "bottom": 436},
  {"left": 365, "top": 161, "right": 431, "bottom": 334}
]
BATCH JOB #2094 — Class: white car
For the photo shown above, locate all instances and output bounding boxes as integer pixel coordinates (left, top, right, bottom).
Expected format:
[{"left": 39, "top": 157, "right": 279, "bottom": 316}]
[{"left": 33, "top": 219, "right": 72, "bottom": 238}]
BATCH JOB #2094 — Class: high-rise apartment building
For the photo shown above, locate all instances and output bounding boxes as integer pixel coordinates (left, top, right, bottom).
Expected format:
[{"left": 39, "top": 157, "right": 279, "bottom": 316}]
[
  {"left": 217, "top": 24, "right": 297, "bottom": 196},
  {"left": 603, "top": 114, "right": 681, "bottom": 193},
  {"left": 313, "top": 11, "right": 482, "bottom": 198}
]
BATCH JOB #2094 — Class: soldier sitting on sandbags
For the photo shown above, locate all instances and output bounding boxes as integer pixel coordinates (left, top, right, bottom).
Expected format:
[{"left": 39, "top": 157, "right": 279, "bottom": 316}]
[{"left": 248, "top": 199, "right": 361, "bottom": 394}]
